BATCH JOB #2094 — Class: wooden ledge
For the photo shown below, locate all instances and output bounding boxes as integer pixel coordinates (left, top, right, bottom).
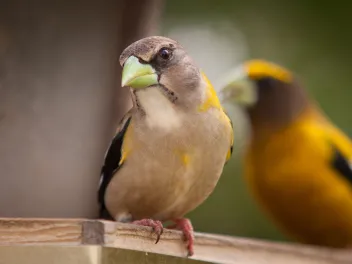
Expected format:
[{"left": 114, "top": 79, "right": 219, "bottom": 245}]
[{"left": 0, "top": 218, "right": 351, "bottom": 264}]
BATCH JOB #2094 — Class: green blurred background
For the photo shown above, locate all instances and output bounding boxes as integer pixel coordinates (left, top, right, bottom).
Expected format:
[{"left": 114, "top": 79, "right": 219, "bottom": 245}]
[{"left": 159, "top": 0, "right": 352, "bottom": 243}]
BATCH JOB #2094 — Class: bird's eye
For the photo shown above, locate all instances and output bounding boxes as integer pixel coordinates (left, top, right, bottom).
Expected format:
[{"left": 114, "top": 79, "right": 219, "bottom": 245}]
[{"left": 158, "top": 48, "right": 172, "bottom": 60}]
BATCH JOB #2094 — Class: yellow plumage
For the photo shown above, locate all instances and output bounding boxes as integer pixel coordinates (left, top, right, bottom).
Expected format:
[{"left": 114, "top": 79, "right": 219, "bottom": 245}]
[
  {"left": 221, "top": 59, "right": 352, "bottom": 247},
  {"left": 246, "top": 107, "right": 352, "bottom": 246}
]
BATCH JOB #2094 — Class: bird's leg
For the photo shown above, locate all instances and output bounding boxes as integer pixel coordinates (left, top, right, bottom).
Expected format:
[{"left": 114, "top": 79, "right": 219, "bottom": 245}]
[
  {"left": 132, "top": 219, "right": 164, "bottom": 244},
  {"left": 170, "top": 218, "right": 195, "bottom": 257}
]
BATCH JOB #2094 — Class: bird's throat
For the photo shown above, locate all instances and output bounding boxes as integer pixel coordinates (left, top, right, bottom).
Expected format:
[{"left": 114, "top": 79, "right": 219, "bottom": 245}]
[{"left": 135, "top": 87, "right": 182, "bottom": 131}]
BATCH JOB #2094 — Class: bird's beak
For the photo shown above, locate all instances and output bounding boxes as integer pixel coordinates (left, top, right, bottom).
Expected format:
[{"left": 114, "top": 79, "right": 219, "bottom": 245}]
[
  {"left": 121, "top": 56, "right": 158, "bottom": 89},
  {"left": 219, "top": 78, "right": 258, "bottom": 107},
  {"left": 219, "top": 82, "right": 241, "bottom": 103},
  {"left": 219, "top": 87, "right": 230, "bottom": 103}
]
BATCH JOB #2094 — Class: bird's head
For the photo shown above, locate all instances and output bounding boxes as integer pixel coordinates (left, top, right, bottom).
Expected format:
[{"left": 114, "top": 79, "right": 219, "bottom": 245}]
[
  {"left": 119, "top": 36, "right": 204, "bottom": 110},
  {"left": 220, "top": 60, "right": 308, "bottom": 128},
  {"left": 220, "top": 60, "right": 295, "bottom": 107}
]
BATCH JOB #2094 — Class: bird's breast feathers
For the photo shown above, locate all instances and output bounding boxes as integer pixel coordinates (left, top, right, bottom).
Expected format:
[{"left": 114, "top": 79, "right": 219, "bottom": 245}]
[{"left": 105, "top": 93, "right": 232, "bottom": 220}]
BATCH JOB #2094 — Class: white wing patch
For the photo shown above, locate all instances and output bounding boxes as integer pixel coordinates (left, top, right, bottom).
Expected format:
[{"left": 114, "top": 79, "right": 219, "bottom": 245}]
[
  {"left": 136, "top": 87, "right": 182, "bottom": 131},
  {"left": 98, "top": 174, "right": 104, "bottom": 189}
]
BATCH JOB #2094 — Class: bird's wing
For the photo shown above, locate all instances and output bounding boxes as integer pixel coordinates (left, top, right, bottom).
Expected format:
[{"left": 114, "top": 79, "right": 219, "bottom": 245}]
[
  {"left": 310, "top": 107, "right": 352, "bottom": 185},
  {"left": 98, "top": 110, "right": 132, "bottom": 219},
  {"left": 331, "top": 146, "right": 352, "bottom": 185}
]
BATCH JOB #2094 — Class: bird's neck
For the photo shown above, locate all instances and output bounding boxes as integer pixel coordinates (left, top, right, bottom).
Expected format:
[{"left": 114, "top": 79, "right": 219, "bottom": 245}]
[{"left": 134, "top": 87, "right": 183, "bottom": 132}]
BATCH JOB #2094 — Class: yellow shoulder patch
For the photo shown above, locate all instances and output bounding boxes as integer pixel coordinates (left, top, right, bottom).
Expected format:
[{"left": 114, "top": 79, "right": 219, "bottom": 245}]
[
  {"left": 245, "top": 59, "right": 293, "bottom": 83},
  {"left": 197, "top": 71, "right": 234, "bottom": 163},
  {"left": 198, "top": 71, "right": 222, "bottom": 112}
]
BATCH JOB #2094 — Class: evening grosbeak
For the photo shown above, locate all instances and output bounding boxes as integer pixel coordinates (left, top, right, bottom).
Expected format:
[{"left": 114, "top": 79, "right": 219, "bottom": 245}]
[
  {"left": 220, "top": 59, "right": 352, "bottom": 248},
  {"left": 98, "top": 36, "right": 234, "bottom": 256}
]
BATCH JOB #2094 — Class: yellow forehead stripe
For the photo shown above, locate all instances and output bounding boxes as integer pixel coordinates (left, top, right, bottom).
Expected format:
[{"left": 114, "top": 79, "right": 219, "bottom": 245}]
[{"left": 245, "top": 60, "right": 293, "bottom": 83}]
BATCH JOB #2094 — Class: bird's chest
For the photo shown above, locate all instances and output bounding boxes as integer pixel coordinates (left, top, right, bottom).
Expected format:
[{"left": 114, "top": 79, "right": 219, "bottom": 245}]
[
  {"left": 246, "top": 123, "right": 346, "bottom": 217},
  {"left": 129, "top": 88, "right": 227, "bottom": 174},
  {"left": 131, "top": 116, "right": 223, "bottom": 179},
  {"left": 245, "top": 126, "right": 315, "bottom": 200},
  {"left": 245, "top": 126, "right": 352, "bottom": 246},
  {"left": 121, "top": 112, "right": 228, "bottom": 219}
]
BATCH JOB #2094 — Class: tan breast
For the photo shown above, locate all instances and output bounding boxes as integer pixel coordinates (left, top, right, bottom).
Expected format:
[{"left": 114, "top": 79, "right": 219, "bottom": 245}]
[{"left": 105, "top": 108, "right": 232, "bottom": 222}]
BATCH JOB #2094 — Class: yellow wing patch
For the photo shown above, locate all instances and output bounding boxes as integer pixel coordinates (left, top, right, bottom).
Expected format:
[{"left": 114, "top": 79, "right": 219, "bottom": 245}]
[
  {"left": 119, "top": 150, "right": 128, "bottom": 166},
  {"left": 119, "top": 120, "right": 133, "bottom": 166},
  {"left": 245, "top": 59, "right": 293, "bottom": 83}
]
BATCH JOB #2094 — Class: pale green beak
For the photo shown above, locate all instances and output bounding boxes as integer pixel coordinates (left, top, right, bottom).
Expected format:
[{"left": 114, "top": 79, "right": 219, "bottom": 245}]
[
  {"left": 219, "top": 78, "right": 258, "bottom": 107},
  {"left": 219, "top": 84, "right": 235, "bottom": 103},
  {"left": 121, "top": 56, "right": 158, "bottom": 89}
]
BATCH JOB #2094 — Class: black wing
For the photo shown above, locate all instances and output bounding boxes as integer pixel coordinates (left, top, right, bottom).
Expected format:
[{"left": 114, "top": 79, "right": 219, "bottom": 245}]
[
  {"left": 331, "top": 145, "right": 352, "bottom": 185},
  {"left": 98, "top": 112, "right": 132, "bottom": 220}
]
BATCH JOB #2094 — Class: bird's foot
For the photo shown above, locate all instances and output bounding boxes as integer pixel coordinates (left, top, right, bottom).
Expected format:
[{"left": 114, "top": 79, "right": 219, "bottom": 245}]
[
  {"left": 170, "top": 218, "right": 195, "bottom": 257},
  {"left": 132, "top": 219, "right": 164, "bottom": 244}
]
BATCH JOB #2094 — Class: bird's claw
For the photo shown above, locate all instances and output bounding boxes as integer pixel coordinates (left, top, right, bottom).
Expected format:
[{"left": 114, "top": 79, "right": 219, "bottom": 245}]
[
  {"left": 132, "top": 219, "right": 164, "bottom": 244},
  {"left": 171, "top": 218, "right": 195, "bottom": 257}
]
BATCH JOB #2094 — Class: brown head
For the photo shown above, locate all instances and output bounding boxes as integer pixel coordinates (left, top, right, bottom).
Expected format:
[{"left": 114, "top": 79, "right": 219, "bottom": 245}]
[
  {"left": 220, "top": 60, "right": 309, "bottom": 132},
  {"left": 119, "top": 36, "right": 205, "bottom": 111}
]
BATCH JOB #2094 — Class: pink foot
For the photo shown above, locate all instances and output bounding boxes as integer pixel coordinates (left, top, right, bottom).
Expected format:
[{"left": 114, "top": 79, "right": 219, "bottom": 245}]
[
  {"left": 132, "top": 219, "right": 164, "bottom": 244},
  {"left": 170, "top": 218, "right": 195, "bottom": 257}
]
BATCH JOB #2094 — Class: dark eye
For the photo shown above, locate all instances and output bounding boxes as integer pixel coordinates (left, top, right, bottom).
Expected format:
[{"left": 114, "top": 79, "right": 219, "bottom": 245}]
[{"left": 158, "top": 48, "right": 172, "bottom": 60}]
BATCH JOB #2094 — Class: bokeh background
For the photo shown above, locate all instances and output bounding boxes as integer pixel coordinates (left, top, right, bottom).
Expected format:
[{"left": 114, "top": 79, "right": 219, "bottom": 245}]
[{"left": 0, "top": 0, "right": 351, "bottom": 246}]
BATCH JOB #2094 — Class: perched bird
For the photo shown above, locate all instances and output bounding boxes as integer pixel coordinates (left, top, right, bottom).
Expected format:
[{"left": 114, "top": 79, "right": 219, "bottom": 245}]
[
  {"left": 98, "top": 36, "right": 234, "bottom": 256},
  {"left": 220, "top": 59, "right": 352, "bottom": 248}
]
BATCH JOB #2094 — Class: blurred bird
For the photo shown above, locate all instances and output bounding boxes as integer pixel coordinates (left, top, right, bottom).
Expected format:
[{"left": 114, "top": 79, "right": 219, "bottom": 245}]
[
  {"left": 98, "top": 36, "right": 234, "bottom": 256},
  {"left": 220, "top": 59, "right": 352, "bottom": 248}
]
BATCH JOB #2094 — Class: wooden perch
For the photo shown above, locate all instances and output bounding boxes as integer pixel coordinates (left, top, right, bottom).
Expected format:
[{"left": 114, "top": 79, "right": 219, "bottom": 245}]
[{"left": 0, "top": 218, "right": 351, "bottom": 264}]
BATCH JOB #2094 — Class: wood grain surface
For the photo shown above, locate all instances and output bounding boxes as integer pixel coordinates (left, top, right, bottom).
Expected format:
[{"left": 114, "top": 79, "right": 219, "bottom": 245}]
[{"left": 0, "top": 218, "right": 351, "bottom": 264}]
